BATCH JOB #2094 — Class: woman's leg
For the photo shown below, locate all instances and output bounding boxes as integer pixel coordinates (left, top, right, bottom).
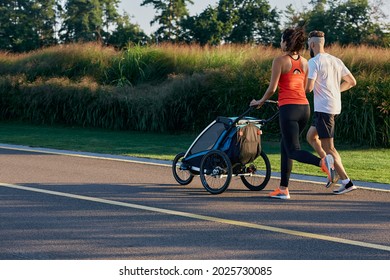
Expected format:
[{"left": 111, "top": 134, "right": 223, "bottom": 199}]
[{"left": 280, "top": 137, "right": 292, "bottom": 188}]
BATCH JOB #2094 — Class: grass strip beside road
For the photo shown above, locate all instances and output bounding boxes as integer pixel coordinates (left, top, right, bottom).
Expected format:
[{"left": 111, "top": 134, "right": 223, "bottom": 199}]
[{"left": 0, "top": 121, "right": 389, "bottom": 184}]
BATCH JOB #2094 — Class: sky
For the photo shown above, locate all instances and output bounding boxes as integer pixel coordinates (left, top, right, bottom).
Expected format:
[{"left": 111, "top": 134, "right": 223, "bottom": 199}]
[{"left": 118, "top": 0, "right": 390, "bottom": 36}]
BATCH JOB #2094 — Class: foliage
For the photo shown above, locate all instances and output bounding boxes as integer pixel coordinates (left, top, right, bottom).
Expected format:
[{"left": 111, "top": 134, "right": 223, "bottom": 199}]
[
  {"left": 141, "top": 0, "right": 194, "bottom": 42},
  {"left": 0, "top": 43, "right": 388, "bottom": 147},
  {"left": 60, "top": 0, "right": 104, "bottom": 42},
  {"left": 0, "top": 0, "right": 57, "bottom": 52},
  {"left": 285, "top": 0, "right": 390, "bottom": 47},
  {"left": 180, "top": 6, "right": 225, "bottom": 45},
  {"left": 224, "top": 0, "right": 280, "bottom": 45},
  {"left": 0, "top": 0, "right": 388, "bottom": 53},
  {"left": 107, "top": 13, "right": 150, "bottom": 48},
  {"left": 181, "top": 0, "right": 281, "bottom": 45}
]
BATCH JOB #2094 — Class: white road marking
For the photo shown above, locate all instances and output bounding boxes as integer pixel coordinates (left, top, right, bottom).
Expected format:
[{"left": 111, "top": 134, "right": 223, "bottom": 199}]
[{"left": 1, "top": 144, "right": 389, "bottom": 192}]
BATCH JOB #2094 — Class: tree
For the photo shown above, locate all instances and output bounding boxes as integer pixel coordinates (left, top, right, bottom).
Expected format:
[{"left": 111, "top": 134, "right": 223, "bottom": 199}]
[
  {"left": 108, "top": 13, "right": 150, "bottom": 48},
  {"left": 100, "top": 0, "right": 120, "bottom": 42},
  {"left": 179, "top": 0, "right": 237, "bottom": 45},
  {"left": 181, "top": 0, "right": 280, "bottom": 45},
  {"left": 180, "top": 5, "right": 225, "bottom": 45},
  {"left": 0, "top": 0, "right": 57, "bottom": 52},
  {"left": 141, "top": 0, "right": 194, "bottom": 42},
  {"left": 284, "top": 0, "right": 389, "bottom": 47},
  {"left": 225, "top": 0, "right": 280, "bottom": 45},
  {"left": 31, "top": 0, "right": 58, "bottom": 47},
  {"left": 60, "top": 0, "right": 103, "bottom": 43},
  {"left": 330, "top": 0, "right": 389, "bottom": 46},
  {"left": 0, "top": 0, "right": 20, "bottom": 51}
]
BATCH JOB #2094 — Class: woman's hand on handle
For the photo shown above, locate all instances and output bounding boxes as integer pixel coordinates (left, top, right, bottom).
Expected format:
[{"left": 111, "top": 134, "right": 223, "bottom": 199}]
[{"left": 250, "top": 99, "right": 264, "bottom": 109}]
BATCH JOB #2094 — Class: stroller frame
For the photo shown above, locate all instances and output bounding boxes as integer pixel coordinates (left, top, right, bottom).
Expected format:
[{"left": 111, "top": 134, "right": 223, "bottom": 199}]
[{"left": 172, "top": 100, "right": 279, "bottom": 194}]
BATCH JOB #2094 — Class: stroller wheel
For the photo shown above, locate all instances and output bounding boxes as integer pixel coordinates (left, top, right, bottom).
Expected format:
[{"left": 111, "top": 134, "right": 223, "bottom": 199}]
[
  {"left": 200, "top": 150, "right": 232, "bottom": 194},
  {"left": 240, "top": 150, "right": 271, "bottom": 191},
  {"left": 172, "top": 152, "right": 194, "bottom": 185}
]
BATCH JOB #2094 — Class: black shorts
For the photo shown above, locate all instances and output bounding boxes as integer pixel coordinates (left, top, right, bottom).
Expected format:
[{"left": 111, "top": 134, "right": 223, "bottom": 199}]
[{"left": 312, "top": 112, "right": 338, "bottom": 139}]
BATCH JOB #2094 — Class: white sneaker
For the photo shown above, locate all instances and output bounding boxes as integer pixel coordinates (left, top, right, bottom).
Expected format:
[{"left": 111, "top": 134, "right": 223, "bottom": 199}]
[{"left": 333, "top": 181, "right": 357, "bottom": 195}]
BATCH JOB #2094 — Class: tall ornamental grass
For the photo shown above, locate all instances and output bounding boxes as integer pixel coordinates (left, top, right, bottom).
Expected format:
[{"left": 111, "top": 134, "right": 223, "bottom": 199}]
[
  {"left": 0, "top": 43, "right": 388, "bottom": 147},
  {"left": 0, "top": 43, "right": 118, "bottom": 83}
]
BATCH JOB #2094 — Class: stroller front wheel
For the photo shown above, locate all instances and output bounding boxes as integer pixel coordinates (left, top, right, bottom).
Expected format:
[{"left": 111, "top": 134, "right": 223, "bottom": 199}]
[{"left": 200, "top": 150, "right": 232, "bottom": 194}]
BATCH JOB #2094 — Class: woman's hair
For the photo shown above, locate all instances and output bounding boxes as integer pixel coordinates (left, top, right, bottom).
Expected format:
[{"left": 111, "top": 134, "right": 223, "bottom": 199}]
[{"left": 282, "top": 27, "right": 306, "bottom": 52}]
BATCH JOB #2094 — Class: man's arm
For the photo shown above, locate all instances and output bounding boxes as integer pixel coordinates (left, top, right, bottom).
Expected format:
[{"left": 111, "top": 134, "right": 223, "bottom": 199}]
[
  {"left": 340, "top": 73, "right": 357, "bottom": 92},
  {"left": 306, "top": 78, "right": 315, "bottom": 93}
]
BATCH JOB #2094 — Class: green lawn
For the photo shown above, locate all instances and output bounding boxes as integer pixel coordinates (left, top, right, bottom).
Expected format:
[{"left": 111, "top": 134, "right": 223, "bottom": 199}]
[{"left": 0, "top": 121, "right": 389, "bottom": 184}]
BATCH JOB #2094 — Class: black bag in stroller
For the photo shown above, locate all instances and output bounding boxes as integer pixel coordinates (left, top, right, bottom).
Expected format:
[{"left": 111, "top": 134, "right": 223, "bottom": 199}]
[{"left": 227, "top": 122, "right": 262, "bottom": 167}]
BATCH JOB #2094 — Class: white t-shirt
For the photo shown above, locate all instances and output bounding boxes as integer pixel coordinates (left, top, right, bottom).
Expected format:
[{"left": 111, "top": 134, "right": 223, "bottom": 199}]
[{"left": 308, "top": 53, "right": 351, "bottom": 114}]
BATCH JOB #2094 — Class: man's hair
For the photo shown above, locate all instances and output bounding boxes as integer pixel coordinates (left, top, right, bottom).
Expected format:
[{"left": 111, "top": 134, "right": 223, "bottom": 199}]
[
  {"left": 308, "top": 30, "right": 325, "bottom": 45},
  {"left": 308, "top": 30, "right": 325, "bottom": 38}
]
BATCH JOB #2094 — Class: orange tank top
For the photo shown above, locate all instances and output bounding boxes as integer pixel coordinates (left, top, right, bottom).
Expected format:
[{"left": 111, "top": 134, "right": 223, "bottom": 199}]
[{"left": 278, "top": 55, "right": 308, "bottom": 106}]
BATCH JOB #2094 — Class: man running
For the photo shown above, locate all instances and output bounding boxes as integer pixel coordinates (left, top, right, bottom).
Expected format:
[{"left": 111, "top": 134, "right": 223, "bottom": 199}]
[{"left": 306, "top": 30, "right": 357, "bottom": 194}]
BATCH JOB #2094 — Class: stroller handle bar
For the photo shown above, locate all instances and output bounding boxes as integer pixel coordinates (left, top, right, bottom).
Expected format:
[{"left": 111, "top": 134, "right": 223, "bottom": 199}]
[{"left": 232, "top": 100, "right": 279, "bottom": 127}]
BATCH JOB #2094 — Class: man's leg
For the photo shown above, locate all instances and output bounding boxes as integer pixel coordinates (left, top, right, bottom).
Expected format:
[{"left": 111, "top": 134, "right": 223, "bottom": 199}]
[
  {"left": 320, "top": 137, "right": 356, "bottom": 194},
  {"left": 306, "top": 125, "right": 326, "bottom": 158},
  {"left": 307, "top": 127, "right": 337, "bottom": 187},
  {"left": 319, "top": 137, "right": 347, "bottom": 180},
  {"left": 308, "top": 113, "right": 338, "bottom": 187}
]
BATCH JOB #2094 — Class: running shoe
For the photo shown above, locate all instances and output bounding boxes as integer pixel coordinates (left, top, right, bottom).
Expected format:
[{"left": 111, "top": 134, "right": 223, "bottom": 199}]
[
  {"left": 269, "top": 188, "right": 290, "bottom": 199},
  {"left": 333, "top": 181, "right": 357, "bottom": 195},
  {"left": 321, "top": 154, "right": 336, "bottom": 182},
  {"left": 325, "top": 170, "right": 339, "bottom": 188}
]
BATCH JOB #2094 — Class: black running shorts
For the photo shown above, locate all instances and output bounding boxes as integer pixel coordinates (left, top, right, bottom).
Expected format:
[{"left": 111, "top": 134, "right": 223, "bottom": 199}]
[{"left": 312, "top": 112, "right": 337, "bottom": 139}]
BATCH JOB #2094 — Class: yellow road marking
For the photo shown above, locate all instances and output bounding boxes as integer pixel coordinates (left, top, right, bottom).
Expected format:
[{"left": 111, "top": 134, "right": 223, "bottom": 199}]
[{"left": 1, "top": 182, "right": 390, "bottom": 252}]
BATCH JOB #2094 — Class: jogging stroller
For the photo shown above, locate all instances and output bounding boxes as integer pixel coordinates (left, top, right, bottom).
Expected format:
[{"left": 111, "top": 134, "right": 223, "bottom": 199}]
[{"left": 172, "top": 100, "right": 279, "bottom": 194}]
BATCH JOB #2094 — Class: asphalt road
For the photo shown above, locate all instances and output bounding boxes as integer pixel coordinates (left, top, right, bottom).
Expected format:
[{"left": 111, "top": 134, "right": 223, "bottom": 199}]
[{"left": 0, "top": 146, "right": 389, "bottom": 260}]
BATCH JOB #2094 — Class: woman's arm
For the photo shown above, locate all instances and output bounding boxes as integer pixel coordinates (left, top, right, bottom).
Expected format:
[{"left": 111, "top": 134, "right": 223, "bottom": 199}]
[{"left": 250, "top": 57, "right": 282, "bottom": 108}]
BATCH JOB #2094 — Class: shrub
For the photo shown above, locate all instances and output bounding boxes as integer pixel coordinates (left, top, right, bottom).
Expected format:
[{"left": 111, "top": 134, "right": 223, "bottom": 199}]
[{"left": 0, "top": 43, "right": 388, "bottom": 147}]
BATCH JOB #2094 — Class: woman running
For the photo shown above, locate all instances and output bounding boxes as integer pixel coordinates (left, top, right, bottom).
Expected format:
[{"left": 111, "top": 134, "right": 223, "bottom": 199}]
[{"left": 250, "top": 27, "right": 335, "bottom": 199}]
